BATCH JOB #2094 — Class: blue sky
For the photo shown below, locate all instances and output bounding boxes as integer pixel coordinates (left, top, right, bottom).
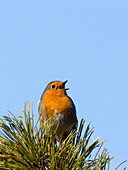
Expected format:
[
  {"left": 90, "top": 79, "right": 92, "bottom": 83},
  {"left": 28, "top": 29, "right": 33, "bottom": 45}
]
[{"left": 0, "top": 0, "right": 128, "bottom": 169}]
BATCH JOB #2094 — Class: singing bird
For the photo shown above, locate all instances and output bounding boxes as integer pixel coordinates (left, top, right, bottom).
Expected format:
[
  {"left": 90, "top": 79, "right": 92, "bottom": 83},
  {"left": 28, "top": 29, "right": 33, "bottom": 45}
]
[{"left": 38, "top": 80, "right": 78, "bottom": 140}]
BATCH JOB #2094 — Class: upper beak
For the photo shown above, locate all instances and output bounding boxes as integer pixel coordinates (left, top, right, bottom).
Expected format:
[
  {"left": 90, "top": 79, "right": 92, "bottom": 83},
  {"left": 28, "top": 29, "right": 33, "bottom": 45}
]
[{"left": 59, "top": 80, "right": 69, "bottom": 90}]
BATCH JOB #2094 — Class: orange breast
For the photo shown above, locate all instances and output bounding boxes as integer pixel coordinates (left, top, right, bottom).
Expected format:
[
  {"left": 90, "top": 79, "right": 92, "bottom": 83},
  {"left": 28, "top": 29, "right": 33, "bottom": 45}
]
[{"left": 41, "top": 93, "right": 72, "bottom": 119}]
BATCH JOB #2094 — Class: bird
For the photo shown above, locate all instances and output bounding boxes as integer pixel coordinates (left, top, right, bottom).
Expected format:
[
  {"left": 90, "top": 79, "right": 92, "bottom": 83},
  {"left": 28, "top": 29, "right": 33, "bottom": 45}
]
[{"left": 38, "top": 80, "right": 78, "bottom": 141}]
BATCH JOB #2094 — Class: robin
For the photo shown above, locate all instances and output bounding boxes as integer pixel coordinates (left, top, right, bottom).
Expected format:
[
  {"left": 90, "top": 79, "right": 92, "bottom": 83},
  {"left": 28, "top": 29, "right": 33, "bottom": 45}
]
[{"left": 38, "top": 80, "right": 78, "bottom": 141}]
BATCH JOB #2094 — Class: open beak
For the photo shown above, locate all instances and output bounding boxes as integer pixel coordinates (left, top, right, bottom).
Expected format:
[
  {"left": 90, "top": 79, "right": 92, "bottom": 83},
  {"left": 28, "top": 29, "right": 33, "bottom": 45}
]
[{"left": 59, "top": 80, "right": 69, "bottom": 90}]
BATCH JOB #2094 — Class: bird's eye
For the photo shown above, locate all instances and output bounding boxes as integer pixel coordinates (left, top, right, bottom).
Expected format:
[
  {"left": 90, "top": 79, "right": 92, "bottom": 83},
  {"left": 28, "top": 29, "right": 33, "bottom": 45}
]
[{"left": 52, "top": 85, "right": 55, "bottom": 88}]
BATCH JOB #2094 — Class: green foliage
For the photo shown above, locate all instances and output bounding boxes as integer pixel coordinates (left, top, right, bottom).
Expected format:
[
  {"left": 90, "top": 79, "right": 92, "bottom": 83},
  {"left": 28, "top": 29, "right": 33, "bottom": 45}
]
[{"left": 0, "top": 102, "right": 124, "bottom": 169}]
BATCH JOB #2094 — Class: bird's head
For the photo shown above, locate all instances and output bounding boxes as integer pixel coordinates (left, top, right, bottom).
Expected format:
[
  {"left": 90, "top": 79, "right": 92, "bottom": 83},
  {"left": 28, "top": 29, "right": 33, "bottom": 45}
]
[{"left": 41, "top": 80, "right": 69, "bottom": 98}]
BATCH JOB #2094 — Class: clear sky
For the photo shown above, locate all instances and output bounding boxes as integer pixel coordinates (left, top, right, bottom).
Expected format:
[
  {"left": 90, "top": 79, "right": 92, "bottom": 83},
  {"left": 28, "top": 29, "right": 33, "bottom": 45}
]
[{"left": 0, "top": 0, "right": 128, "bottom": 169}]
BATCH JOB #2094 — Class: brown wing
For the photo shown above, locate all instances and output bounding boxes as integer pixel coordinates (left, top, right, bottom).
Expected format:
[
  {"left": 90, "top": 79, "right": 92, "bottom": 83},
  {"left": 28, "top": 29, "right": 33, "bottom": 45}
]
[{"left": 38, "top": 99, "right": 48, "bottom": 122}]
